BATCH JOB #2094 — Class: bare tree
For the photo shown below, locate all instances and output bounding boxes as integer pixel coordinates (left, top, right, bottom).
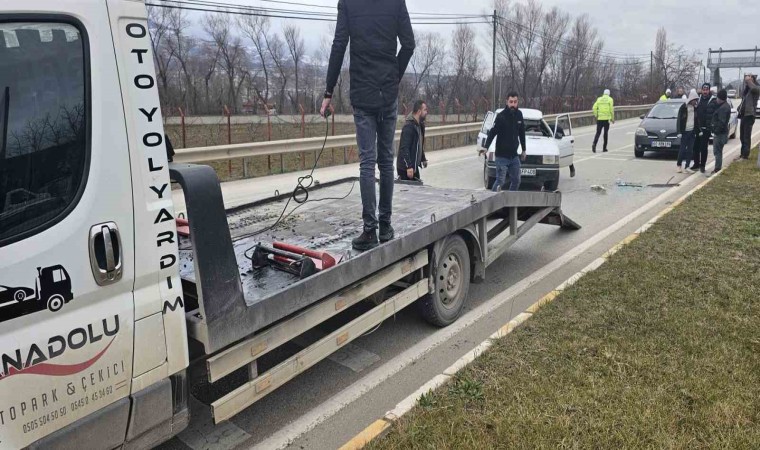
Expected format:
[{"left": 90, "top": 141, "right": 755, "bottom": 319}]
[
  {"left": 147, "top": 5, "right": 175, "bottom": 103},
  {"left": 166, "top": 8, "right": 196, "bottom": 111},
  {"left": 652, "top": 27, "right": 700, "bottom": 92},
  {"left": 265, "top": 32, "right": 289, "bottom": 113},
  {"left": 239, "top": 14, "right": 272, "bottom": 111},
  {"left": 409, "top": 30, "right": 446, "bottom": 98},
  {"left": 449, "top": 24, "right": 480, "bottom": 107},
  {"left": 203, "top": 13, "right": 248, "bottom": 112},
  {"left": 284, "top": 24, "right": 305, "bottom": 110}
]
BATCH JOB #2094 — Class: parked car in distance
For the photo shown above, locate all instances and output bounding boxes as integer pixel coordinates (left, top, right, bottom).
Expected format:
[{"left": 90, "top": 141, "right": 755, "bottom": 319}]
[
  {"left": 728, "top": 89, "right": 737, "bottom": 99},
  {"left": 635, "top": 99, "right": 737, "bottom": 158}
]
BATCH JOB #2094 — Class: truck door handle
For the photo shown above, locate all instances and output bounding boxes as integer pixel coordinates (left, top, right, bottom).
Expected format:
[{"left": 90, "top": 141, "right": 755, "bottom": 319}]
[{"left": 89, "top": 222, "right": 123, "bottom": 286}]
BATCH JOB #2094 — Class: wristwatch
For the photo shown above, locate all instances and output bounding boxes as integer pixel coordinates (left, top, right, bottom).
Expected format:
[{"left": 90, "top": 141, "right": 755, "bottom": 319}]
[{"left": 323, "top": 90, "right": 333, "bottom": 99}]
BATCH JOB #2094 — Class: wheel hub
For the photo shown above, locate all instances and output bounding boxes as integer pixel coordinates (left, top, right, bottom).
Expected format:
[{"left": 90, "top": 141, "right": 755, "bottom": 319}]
[{"left": 438, "top": 253, "right": 462, "bottom": 306}]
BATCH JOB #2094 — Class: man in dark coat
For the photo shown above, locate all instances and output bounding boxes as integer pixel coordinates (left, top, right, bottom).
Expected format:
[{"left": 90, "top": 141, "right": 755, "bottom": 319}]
[
  {"left": 320, "top": 0, "right": 415, "bottom": 251},
  {"left": 397, "top": 100, "right": 428, "bottom": 181}
]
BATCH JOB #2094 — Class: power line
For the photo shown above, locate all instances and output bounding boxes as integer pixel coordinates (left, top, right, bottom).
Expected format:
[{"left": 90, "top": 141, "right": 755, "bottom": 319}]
[{"left": 154, "top": 0, "right": 487, "bottom": 21}]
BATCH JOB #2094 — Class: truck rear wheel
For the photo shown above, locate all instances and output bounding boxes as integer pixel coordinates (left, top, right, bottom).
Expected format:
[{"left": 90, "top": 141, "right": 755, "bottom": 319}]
[
  {"left": 47, "top": 294, "right": 64, "bottom": 312},
  {"left": 419, "top": 235, "right": 470, "bottom": 327}
]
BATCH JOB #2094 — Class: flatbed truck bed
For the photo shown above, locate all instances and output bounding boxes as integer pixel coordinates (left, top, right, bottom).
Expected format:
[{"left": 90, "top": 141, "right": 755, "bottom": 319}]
[{"left": 170, "top": 164, "right": 579, "bottom": 422}]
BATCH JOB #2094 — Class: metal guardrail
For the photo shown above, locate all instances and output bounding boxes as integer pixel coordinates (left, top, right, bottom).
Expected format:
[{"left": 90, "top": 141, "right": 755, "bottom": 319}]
[{"left": 173, "top": 105, "right": 653, "bottom": 164}]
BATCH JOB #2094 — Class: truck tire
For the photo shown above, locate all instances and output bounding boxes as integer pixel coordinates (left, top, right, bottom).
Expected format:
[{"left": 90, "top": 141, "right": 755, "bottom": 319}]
[
  {"left": 419, "top": 235, "right": 471, "bottom": 327},
  {"left": 544, "top": 178, "right": 559, "bottom": 192},
  {"left": 483, "top": 160, "right": 495, "bottom": 190},
  {"left": 47, "top": 294, "right": 64, "bottom": 312}
]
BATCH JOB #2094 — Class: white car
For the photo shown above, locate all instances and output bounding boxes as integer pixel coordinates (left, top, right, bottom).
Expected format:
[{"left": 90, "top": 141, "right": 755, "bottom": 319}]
[{"left": 477, "top": 109, "right": 574, "bottom": 191}]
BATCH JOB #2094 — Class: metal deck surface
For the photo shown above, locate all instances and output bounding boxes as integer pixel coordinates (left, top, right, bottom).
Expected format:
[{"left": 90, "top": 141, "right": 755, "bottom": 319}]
[
  {"left": 176, "top": 175, "right": 568, "bottom": 352},
  {"left": 179, "top": 179, "right": 496, "bottom": 306}
]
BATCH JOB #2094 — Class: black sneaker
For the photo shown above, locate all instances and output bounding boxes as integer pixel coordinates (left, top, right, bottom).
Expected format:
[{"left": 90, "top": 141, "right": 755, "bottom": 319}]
[
  {"left": 603, "top": 148, "right": 608, "bottom": 152},
  {"left": 379, "top": 223, "right": 395, "bottom": 243},
  {"left": 592, "top": 144, "right": 597, "bottom": 153},
  {"left": 352, "top": 230, "right": 379, "bottom": 251},
  {"left": 689, "top": 165, "right": 699, "bottom": 171},
  {"left": 700, "top": 167, "right": 706, "bottom": 174}
]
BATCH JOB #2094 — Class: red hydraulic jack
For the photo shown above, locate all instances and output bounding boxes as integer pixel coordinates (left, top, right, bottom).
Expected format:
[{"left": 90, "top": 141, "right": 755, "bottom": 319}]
[{"left": 250, "top": 242, "right": 337, "bottom": 279}]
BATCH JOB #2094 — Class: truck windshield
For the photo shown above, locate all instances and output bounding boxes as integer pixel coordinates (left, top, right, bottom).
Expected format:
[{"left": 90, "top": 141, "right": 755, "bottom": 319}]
[{"left": 0, "top": 23, "right": 87, "bottom": 243}]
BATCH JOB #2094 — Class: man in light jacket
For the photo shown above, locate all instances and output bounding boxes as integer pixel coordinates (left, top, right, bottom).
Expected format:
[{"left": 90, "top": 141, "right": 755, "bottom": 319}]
[
  {"left": 592, "top": 89, "right": 615, "bottom": 153},
  {"left": 396, "top": 100, "right": 428, "bottom": 181}
]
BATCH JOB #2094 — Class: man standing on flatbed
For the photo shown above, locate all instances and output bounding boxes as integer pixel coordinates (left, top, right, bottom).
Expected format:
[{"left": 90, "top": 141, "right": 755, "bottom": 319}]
[{"left": 320, "top": 0, "right": 415, "bottom": 251}]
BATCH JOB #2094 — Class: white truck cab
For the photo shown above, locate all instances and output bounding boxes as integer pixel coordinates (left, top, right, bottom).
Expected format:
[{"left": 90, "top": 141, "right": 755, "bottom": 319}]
[
  {"left": 0, "top": 2, "right": 189, "bottom": 448},
  {"left": 477, "top": 109, "right": 574, "bottom": 191}
]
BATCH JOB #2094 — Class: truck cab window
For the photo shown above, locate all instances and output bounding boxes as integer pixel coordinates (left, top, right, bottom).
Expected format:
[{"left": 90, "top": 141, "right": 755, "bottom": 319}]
[{"left": 0, "top": 22, "right": 87, "bottom": 244}]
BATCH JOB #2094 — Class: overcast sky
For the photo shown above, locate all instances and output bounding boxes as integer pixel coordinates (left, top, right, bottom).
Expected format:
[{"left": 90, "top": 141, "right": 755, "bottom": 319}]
[{"left": 192, "top": 0, "right": 759, "bottom": 80}]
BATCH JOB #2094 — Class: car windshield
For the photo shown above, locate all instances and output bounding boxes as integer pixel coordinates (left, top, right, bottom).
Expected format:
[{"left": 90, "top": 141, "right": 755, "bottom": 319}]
[
  {"left": 525, "top": 119, "right": 552, "bottom": 137},
  {"left": 647, "top": 103, "right": 682, "bottom": 119}
]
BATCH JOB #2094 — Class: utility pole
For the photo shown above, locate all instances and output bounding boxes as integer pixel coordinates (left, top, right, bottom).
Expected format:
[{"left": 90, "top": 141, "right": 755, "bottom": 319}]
[
  {"left": 650, "top": 51, "right": 653, "bottom": 95},
  {"left": 492, "top": 10, "right": 497, "bottom": 112}
]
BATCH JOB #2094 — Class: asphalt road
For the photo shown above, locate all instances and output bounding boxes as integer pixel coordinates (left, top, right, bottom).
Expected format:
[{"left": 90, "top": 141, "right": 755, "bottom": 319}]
[{"left": 163, "top": 116, "right": 760, "bottom": 450}]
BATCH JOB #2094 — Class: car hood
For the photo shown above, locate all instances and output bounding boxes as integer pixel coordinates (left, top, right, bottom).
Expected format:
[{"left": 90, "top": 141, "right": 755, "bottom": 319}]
[
  {"left": 486, "top": 136, "right": 559, "bottom": 156},
  {"left": 640, "top": 117, "right": 677, "bottom": 132}
]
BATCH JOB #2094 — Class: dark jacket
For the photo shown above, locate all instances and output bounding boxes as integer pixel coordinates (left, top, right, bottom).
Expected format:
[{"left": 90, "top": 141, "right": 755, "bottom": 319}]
[
  {"left": 396, "top": 115, "right": 427, "bottom": 178},
  {"left": 738, "top": 78, "right": 760, "bottom": 118},
  {"left": 696, "top": 94, "right": 718, "bottom": 130},
  {"left": 325, "top": 0, "right": 415, "bottom": 111},
  {"left": 711, "top": 101, "right": 731, "bottom": 135},
  {"left": 485, "top": 108, "right": 527, "bottom": 159}
]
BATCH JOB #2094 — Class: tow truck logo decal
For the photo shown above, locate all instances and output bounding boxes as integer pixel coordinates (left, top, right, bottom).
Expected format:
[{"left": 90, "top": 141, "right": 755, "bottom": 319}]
[
  {"left": 0, "top": 265, "right": 74, "bottom": 324},
  {"left": 0, "top": 315, "right": 118, "bottom": 381},
  {"left": 0, "top": 339, "right": 114, "bottom": 381}
]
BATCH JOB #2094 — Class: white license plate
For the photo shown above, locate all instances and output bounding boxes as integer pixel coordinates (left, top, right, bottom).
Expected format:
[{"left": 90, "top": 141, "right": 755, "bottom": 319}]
[
  {"left": 651, "top": 140, "right": 671, "bottom": 148},
  {"left": 520, "top": 168, "right": 537, "bottom": 176}
]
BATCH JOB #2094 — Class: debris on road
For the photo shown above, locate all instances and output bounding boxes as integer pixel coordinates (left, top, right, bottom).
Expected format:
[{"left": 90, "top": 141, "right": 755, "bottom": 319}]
[{"left": 590, "top": 185, "right": 607, "bottom": 193}]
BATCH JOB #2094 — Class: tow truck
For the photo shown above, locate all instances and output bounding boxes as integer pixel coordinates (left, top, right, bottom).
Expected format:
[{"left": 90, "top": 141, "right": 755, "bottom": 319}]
[{"left": 0, "top": 1, "right": 580, "bottom": 448}]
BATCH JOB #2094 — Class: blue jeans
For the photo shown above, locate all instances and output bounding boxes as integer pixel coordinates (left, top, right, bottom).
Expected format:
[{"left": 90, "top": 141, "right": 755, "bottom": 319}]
[
  {"left": 353, "top": 101, "right": 398, "bottom": 231},
  {"left": 713, "top": 133, "right": 728, "bottom": 171},
  {"left": 492, "top": 156, "right": 521, "bottom": 192},
  {"left": 677, "top": 130, "right": 695, "bottom": 167}
]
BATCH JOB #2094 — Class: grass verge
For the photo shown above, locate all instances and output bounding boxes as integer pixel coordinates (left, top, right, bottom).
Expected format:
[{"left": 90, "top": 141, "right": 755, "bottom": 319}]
[{"left": 369, "top": 149, "right": 760, "bottom": 449}]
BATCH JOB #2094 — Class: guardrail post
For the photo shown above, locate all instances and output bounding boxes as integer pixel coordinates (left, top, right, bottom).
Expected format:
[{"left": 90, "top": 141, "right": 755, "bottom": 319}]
[
  {"left": 223, "top": 105, "right": 232, "bottom": 145},
  {"left": 178, "top": 106, "right": 186, "bottom": 148}
]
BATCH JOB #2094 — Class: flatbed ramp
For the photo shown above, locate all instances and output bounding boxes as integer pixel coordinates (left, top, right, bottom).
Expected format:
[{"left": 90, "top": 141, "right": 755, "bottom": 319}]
[{"left": 172, "top": 166, "right": 579, "bottom": 355}]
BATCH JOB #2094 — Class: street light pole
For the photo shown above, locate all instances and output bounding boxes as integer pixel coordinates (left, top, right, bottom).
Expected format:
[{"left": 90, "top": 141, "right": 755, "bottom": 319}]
[{"left": 492, "top": 10, "right": 497, "bottom": 112}]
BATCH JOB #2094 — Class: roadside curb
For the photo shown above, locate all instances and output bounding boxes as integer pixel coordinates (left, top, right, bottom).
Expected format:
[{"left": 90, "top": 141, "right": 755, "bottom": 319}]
[{"left": 337, "top": 142, "right": 748, "bottom": 450}]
